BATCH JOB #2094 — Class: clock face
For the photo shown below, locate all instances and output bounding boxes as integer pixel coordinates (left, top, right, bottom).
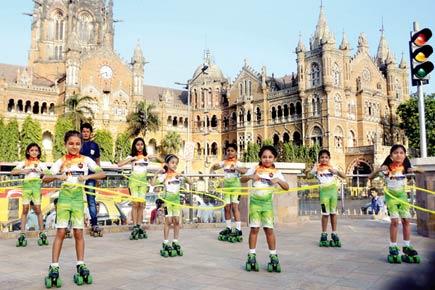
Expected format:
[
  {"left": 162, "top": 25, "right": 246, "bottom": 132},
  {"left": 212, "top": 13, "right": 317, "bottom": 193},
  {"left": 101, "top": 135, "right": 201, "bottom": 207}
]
[
  {"left": 100, "top": 65, "right": 113, "bottom": 79},
  {"left": 362, "top": 69, "right": 370, "bottom": 81}
]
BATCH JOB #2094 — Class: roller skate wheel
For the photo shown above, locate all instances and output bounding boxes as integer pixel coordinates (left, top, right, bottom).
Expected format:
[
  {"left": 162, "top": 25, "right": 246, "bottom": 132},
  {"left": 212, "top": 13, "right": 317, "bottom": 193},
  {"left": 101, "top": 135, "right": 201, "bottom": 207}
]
[
  {"left": 237, "top": 236, "right": 243, "bottom": 242},
  {"left": 22, "top": 240, "right": 27, "bottom": 247},
  {"left": 254, "top": 262, "right": 259, "bottom": 272},
  {"left": 45, "top": 239, "right": 49, "bottom": 245},
  {"left": 55, "top": 278, "right": 62, "bottom": 288},
  {"left": 86, "top": 274, "right": 93, "bottom": 284},
  {"left": 178, "top": 250, "right": 184, "bottom": 256},
  {"left": 171, "top": 250, "right": 177, "bottom": 257},
  {"left": 38, "top": 239, "right": 43, "bottom": 246},
  {"left": 74, "top": 274, "right": 84, "bottom": 285},
  {"left": 44, "top": 277, "right": 52, "bottom": 288},
  {"left": 276, "top": 264, "right": 282, "bottom": 273},
  {"left": 16, "top": 240, "right": 20, "bottom": 247},
  {"left": 267, "top": 263, "right": 273, "bottom": 272},
  {"left": 245, "top": 262, "right": 252, "bottom": 271}
]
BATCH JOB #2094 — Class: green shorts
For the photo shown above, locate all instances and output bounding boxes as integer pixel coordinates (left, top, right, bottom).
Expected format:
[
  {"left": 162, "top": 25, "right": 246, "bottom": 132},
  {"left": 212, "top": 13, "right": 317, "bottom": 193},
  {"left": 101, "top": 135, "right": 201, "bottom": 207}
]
[
  {"left": 129, "top": 173, "right": 148, "bottom": 201},
  {"left": 319, "top": 182, "right": 338, "bottom": 215},
  {"left": 22, "top": 179, "right": 42, "bottom": 205},
  {"left": 164, "top": 193, "right": 181, "bottom": 217},
  {"left": 385, "top": 188, "right": 411, "bottom": 219},
  {"left": 249, "top": 196, "right": 274, "bottom": 228},
  {"left": 223, "top": 178, "right": 241, "bottom": 205},
  {"left": 56, "top": 187, "right": 85, "bottom": 229}
]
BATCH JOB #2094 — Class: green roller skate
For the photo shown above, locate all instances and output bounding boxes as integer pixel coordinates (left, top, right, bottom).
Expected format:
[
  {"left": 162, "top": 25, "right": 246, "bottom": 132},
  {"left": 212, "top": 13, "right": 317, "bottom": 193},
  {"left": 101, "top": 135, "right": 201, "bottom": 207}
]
[
  {"left": 160, "top": 242, "right": 177, "bottom": 257},
  {"left": 267, "top": 254, "right": 282, "bottom": 273},
  {"left": 401, "top": 246, "right": 421, "bottom": 264},
  {"left": 38, "top": 232, "right": 49, "bottom": 246},
  {"left": 329, "top": 233, "right": 341, "bottom": 247},
  {"left": 319, "top": 233, "right": 329, "bottom": 247},
  {"left": 172, "top": 241, "right": 183, "bottom": 256},
  {"left": 387, "top": 246, "right": 402, "bottom": 264},
  {"left": 228, "top": 229, "right": 243, "bottom": 243},
  {"left": 44, "top": 265, "right": 62, "bottom": 288},
  {"left": 245, "top": 253, "right": 259, "bottom": 272},
  {"left": 218, "top": 227, "right": 232, "bottom": 241},
  {"left": 129, "top": 225, "right": 139, "bottom": 240},
  {"left": 137, "top": 226, "right": 148, "bottom": 239},
  {"left": 73, "top": 264, "right": 93, "bottom": 285},
  {"left": 16, "top": 233, "right": 27, "bottom": 247}
]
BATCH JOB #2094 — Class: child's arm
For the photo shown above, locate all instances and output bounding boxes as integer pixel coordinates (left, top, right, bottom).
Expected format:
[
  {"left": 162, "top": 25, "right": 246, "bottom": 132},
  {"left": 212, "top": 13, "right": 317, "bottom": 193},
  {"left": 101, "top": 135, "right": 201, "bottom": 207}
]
[
  {"left": 236, "top": 166, "right": 248, "bottom": 174},
  {"left": 11, "top": 162, "right": 29, "bottom": 175},
  {"left": 42, "top": 174, "right": 67, "bottom": 183},
  {"left": 368, "top": 165, "right": 388, "bottom": 180},
  {"left": 183, "top": 176, "right": 193, "bottom": 186},
  {"left": 271, "top": 178, "right": 289, "bottom": 190},
  {"left": 210, "top": 162, "right": 222, "bottom": 172},
  {"left": 408, "top": 167, "right": 424, "bottom": 174},
  {"left": 149, "top": 154, "right": 164, "bottom": 163},
  {"left": 117, "top": 156, "right": 135, "bottom": 167},
  {"left": 330, "top": 168, "right": 346, "bottom": 179},
  {"left": 80, "top": 171, "right": 106, "bottom": 182}
]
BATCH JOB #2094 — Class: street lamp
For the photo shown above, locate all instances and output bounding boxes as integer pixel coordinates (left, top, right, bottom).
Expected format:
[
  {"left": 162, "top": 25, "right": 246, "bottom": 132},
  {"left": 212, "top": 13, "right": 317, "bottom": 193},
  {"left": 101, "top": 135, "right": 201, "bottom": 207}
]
[{"left": 175, "top": 64, "right": 208, "bottom": 175}]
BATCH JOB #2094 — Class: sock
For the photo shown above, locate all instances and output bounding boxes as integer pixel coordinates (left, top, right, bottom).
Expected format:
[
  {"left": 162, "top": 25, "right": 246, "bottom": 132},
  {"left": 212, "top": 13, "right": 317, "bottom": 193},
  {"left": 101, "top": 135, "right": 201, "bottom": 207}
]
[
  {"left": 226, "top": 220, "right": 231, "bottom": 229},
  {"left": 390, "top": 242, "right": 398, "bottom": 247},
  {"left": 163, "top": 240, "right": 169, "bottom": 244},
  {"left": 76, "top": 261, "right": 84, "bottom": 266},
  {"left": 173, "top": 239, "right": 178, "bottom": 243},
  {"left": 270, "top": 250, "right": 277, "bottom": 255},
  {"left": 403, "top": 240, "right": 411, "bottom": 247},
  {"left": 322, "top": 232, "right": 327, "bottom": 235},
  {"left": 50, "top": 263, "right": 59, "bottom": 268},
  {"left": 236, "top": 221, "right": 241, "bottom": 231},
  {"left": 332, "top": 231, "right": 336, "bottom": 235},
  {"left": 249, "top": 249, "right": 256, "bottom": 254}
]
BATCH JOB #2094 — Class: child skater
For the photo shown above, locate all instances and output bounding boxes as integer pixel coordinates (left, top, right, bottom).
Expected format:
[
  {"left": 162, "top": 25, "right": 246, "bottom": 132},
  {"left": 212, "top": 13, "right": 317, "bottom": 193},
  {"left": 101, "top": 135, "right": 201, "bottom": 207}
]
[
  {"left": 241, "top": 145, "right": 289, "bottom": 272},
  {"left": 42, "top": 130, "right": 106, "bottom": 287},
  {"left": 210, "top": 143, "right": 247, "bottom": 242},
  {"left": 12, "top": 143, "right": 49, "bottom": 247},
  {"left": 309, "top": 149, "right": 346, "bottom": 247},
  {"left": 369, "top": 144, "right": 422, "bottom": 263},
  {"left": 118, "top": 137, "right": 160, "bottom": 240},
  {"left": 153, "top": 154, "right": 192, "bottom": 257}
]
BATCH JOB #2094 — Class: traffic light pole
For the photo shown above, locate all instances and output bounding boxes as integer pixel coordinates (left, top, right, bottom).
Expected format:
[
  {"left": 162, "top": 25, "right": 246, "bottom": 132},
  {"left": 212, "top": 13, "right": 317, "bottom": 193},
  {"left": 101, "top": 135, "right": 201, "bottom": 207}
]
[{"left": 417, "top": 81, "right": 427, "bottom": 158}]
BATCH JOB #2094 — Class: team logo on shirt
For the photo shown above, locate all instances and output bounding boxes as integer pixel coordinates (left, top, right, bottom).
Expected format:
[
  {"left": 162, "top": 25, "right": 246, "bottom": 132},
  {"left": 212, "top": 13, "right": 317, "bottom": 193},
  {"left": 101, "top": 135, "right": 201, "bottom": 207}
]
[
  {"left": 78, "top": 163, "right": 83, "bottom": 169},
  {"left": 269, "top": 173, "right": 274, "bottom": 178}
]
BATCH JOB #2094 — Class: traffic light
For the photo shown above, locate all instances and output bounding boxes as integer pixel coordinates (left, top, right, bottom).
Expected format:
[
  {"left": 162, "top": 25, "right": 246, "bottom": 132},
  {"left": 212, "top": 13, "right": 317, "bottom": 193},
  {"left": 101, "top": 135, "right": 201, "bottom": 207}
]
[{"left": 409, "top": 28, "right": 433, "bottom": 86}]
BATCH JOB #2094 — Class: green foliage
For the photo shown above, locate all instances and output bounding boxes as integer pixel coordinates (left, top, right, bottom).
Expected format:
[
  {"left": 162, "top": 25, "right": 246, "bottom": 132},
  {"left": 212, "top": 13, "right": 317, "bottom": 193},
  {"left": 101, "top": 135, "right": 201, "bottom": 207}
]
[
  {"left": 397, "top": 94, "right": 435, "bottom": 156},
  {"left": 20, "top": 115, "right": 42, "bottom": 158},
  {"left": 94, "top": 129, "right": 114, "bottom": 162},
  {"left": 60, "top": 94, "right": 95, "bottom": 130},
  {"left": 0, "top": 118, "right": 5, "bottom": 161},
  {"left": 262, "top": 139, "right": 273, "bottom": 146},
  {"left": 53, "top": 116, "right": 74, "bottom": 160},
  {"left": 244, "top": 142, "right": 261, "bottom": 162},
  {"left": 127, "top": 101, "right": 160, "bottom": 137},
  {"left": 160, "top": 131, "right": 182, "bottom": 155},
  {"left": 114, "top": 132, "right": 131, "bottom": 162},
  {"left": 1, "top": 119, "right": 20, "bottom": 161}
]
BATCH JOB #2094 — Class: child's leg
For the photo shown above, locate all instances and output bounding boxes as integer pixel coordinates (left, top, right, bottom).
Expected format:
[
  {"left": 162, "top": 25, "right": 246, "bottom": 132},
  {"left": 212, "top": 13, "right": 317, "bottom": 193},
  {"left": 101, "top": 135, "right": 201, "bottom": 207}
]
[
  {"left": 321, "top": 215, "right": 328, "bottom": 232},
  {"left": 164, "top": 217, "right": 170, "bottom": 240},
  {"left": 231, "top": 202, "right": 240, "bottom": 222},
  {"left": 330, "top": 214, "right": 337, "bottom": 232},
  {"left": 131, "top": 202, "right": 138, "bottom": 225},
  {"left": 173, "top": 216, "right": 180, "bottom": 240},
  {"left": 402, "top": 218, "right": 411, "bottom": 241},
  {"left": 52, "top": 228, "right": 66, "bottom": 262},
  {"left": 137, "top": 202, "right": 144, "bottom": 225},
  {"left": 20, "top": 204, "right": 30, "bottom": 232},
  {"left": 33, "top": 204, "right": 44, "bottom": 231},
  {"left": 224, "top": 204, "right": 232, "bottom": 228},
  {"left": 390, "top": 218, "right": 399, "bottom": 243},
  {"left": 264, "top": 228, "right": 276, "bottom": 250},
  {"left": 249, "top": 227, "right": 260, "bottom": 249},
  {"left": 73, "top": 229, "right": 85, "bottom": 261}
]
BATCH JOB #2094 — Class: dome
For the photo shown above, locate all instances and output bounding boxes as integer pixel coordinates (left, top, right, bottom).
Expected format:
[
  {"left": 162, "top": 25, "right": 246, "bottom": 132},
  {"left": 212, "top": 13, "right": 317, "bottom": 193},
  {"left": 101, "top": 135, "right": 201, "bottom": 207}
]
[{"left": 191, "top": 50, "right": 225, "bottom": 82}]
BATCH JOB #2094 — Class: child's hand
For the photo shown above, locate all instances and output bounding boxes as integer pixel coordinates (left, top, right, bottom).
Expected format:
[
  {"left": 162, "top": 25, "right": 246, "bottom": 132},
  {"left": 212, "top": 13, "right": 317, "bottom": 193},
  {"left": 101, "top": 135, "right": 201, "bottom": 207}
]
[
  {"left": 380, "top": 165, "right": 389, "bottom": 175},
  {"left": 270, "top": 178, "right": 280, "bottom": 185},
  {"left": 78, "top": 175, "right": 88, "bottom": 182},
  {"left": 252, "top": 174, "right": 261, "bottom": 181},
  {"left": 58, "top": 175, "right": 68, "bottom": 181},
  {"left": 130, "top": 156, "right": 138, "bottom": 161},
  {"left": 329, "top": 168, "right": 338, "bottom": 174}
]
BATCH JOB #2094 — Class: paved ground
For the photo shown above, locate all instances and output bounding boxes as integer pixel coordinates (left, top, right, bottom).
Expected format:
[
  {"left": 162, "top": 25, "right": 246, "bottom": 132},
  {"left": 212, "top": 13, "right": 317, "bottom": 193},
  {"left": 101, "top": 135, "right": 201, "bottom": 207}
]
[{"left": 0, "top": 219, "right": 434, "bottom": 290}]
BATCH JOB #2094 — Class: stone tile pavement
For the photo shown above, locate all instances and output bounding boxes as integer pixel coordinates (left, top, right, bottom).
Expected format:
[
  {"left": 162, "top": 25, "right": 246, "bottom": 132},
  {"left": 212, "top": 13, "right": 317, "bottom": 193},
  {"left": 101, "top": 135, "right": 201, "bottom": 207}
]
[{"left": 0, "top": 219, "right": 433, "bottom": 290}]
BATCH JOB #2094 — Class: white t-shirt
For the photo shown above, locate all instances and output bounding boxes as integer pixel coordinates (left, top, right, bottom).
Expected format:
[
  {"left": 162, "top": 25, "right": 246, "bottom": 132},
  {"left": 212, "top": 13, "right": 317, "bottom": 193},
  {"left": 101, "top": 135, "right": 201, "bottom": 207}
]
[
  {"left": 14, "top": 160, "right": 48, "bottom": 179},
  {"left": 158, "top": 173, "right": 183, "bottom": 194},
  {"left": 129, "top": 155, "right": 149, "bottom": 174},
  {"left": 311, "top": 164, "right": 336, "bottom": 184},
  {"left": 385, "top": 164, "right": 408, "bottom": 190},
  {"left": 245, "top": 165, "right": 285, "bottom": 198},
  {"left": 50, "top": 155, "right": 101, "bottom": 185},
  {"left": 219, "top": 160, "right": 242, "bottom": 179}
]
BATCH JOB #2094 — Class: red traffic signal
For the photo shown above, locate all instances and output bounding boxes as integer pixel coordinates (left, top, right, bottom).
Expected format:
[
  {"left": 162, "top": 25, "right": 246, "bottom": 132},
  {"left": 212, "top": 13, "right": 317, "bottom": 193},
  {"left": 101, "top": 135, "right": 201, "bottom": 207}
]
[{"left": 409, "top": 28, "right": 433, "bottom": 86}]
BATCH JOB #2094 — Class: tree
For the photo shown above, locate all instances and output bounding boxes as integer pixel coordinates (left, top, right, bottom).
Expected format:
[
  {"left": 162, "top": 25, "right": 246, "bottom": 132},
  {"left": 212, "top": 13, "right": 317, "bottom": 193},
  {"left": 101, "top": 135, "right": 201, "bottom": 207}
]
[
  {"left": 115, "top": 132, "right": 131, "bottom": 162},
  {"left": 0, "top": 117, "right": 6, "bottom": 161},
  {"left": 2, "top": 119, "right": 20, "bottom": 161},
  {"left": 244, "top": 142, "right": 261, "bottom": 162},
  {"left": 159, "top": 131, "right": 182, "bottom": 155},
  {"left": 20, "top": 115, "right": 42, "bottom": 157},
  {"left": 53, "top": 116, "right": 74, "bottom": 160},
  {"left": 94, "top": 129, "right": 114, "bottom": 162},
  {"left": 262, "top": 139, "right": 273, "bottom": 146},
  {"left": 59, "top": 94, "right": 95, "bottom": 130},
  {"left": 127, "top": 101, "right": 160, "bottom": 137},
  {"left": 397, "top": 94, "right": 435, "bottom": 156}
]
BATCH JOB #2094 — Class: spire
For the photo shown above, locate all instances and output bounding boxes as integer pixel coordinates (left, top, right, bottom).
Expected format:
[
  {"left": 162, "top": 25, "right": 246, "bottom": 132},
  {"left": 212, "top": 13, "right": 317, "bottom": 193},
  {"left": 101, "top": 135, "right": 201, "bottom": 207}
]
[
  {"left": 357, "top": 32, "right": 369, "bottom": 54},
  {"left": 132, "top": 40, "right": 144, "bottom": 65},
  {"left": 203, "top": 49, "right": 214, "bottom": 65},
  {"left": 296, "top": 32, "right": 305, "bottom": 52},
  {"left": 310, "top": 2, "right": 335, "bottom": 49},
  {"left": 376, "top": 20, "right": 390, "bottom": 67},
  {"left": 399, "top": 52, "right": 407, "bottom": 68},
  {"left": 339, "top": 31, "right": 350, "bottom": 50},
  {"left": 386, "top": 51, "right": 396, "bottom": 65}
]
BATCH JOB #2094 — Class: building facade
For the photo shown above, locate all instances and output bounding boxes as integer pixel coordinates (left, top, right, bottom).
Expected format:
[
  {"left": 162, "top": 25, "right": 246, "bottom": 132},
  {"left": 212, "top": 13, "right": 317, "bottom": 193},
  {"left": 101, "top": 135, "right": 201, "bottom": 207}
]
[{"left": 0, "top": 1, "right": 409, "bottom": 174}]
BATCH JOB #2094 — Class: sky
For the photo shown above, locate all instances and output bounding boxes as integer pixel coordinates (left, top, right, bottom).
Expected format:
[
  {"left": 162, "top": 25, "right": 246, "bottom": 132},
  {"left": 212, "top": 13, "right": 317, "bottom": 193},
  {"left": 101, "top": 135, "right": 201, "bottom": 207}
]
[{"left": 0, "top": 0, "right": 434, "bottom": 94}]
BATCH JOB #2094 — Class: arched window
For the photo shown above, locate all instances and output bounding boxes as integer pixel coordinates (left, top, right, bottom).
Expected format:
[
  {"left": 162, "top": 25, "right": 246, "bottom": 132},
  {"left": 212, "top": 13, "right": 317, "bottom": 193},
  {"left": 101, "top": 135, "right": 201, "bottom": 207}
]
[
  {"left": 271, "top": 107, "right": 277, "bottom": 120},
  {"left": 256, "top": 136, "right": 262, "bottom": 145},
  {"left": 334, "top": 126, "right": 344, "bottom": 149},
  {"left": 41, "top": 102, "right": 48, "bottom": 114},
  {"left": 33, "top": 101, "right": 40, "bottom": 114},
  {"left": 273, "top": 134, "right": 280, "bottom": 146},
  {"left": 167, "top": 116, "right": 172, "bottom": 125},
  {"left": 277, "top": 106, "right": 283, "bottom": 119},
  {"left": 196, "top": 143, "right": 202, "bottom": 156},
  {"left": 211, "top": 115, "right": 218, "bottom": 127},
  {"left": 53, "top": 11, "right": 64, "bottom": 41},
  {"left": 348, "top": 130, "right": 356, "bottom": 147},
  {"left": 334, "top": 94, "right": 342, "bottom": 117},
  {"left": 211, "top": 142, "right": 218, "bottom": 156},
  {"left": 256, "top": 107, "right": 261, "bottom": 122},
  {"left": 312, "top": 95, "right": 321, "bottom": 116},
  {"left": 7, "top": 99, "right": 15, "bottom": 112},
  {"left": 231, "top": 112, "right": 237, "bottom": 125},
  {"left": 310, "top": 62, "right": 321, "bottom": 86},
  {"left": 311, "top": 126, "right": 323, "bottom": 146},
  {"left": 293, "top": 131, "right": 302, "bottom": 146},
  {"left": 49, "top": 103, "right": 55, "bottom": 115},
  {"left": 223, "top": 117, "right": 229, "bottom": 128},
  {"left": 78, "top": 11, "right": 93, "bottom": 44},
  {"left": 25, "top": 101, "right": 31, "bottom": 113},
  {"left": 332, "top": 63, "right": 340, "bottom": 86},
  {"left": 296, "top": 102, "right": 302, "bottom": 117},
  {"left": 17, "top": 100, "right": 23, "bottom": 112},
  {"left": 184, "top": 118, "right": 188, "bottom": 128},
  {"left": 246, "top": 111, "right": 251, "bottom": 122},
  {"left": 283, "top": 132, "right": 290, "bottom": 143},
  {"left": 172, "top": 117, "right": 178, "bottom": 127},
  {"left": 290, "top": 103, "right": 295, "bottom": 117},
  {"left": 283, "top": 104, "right": 289, "bottom": 118}
]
